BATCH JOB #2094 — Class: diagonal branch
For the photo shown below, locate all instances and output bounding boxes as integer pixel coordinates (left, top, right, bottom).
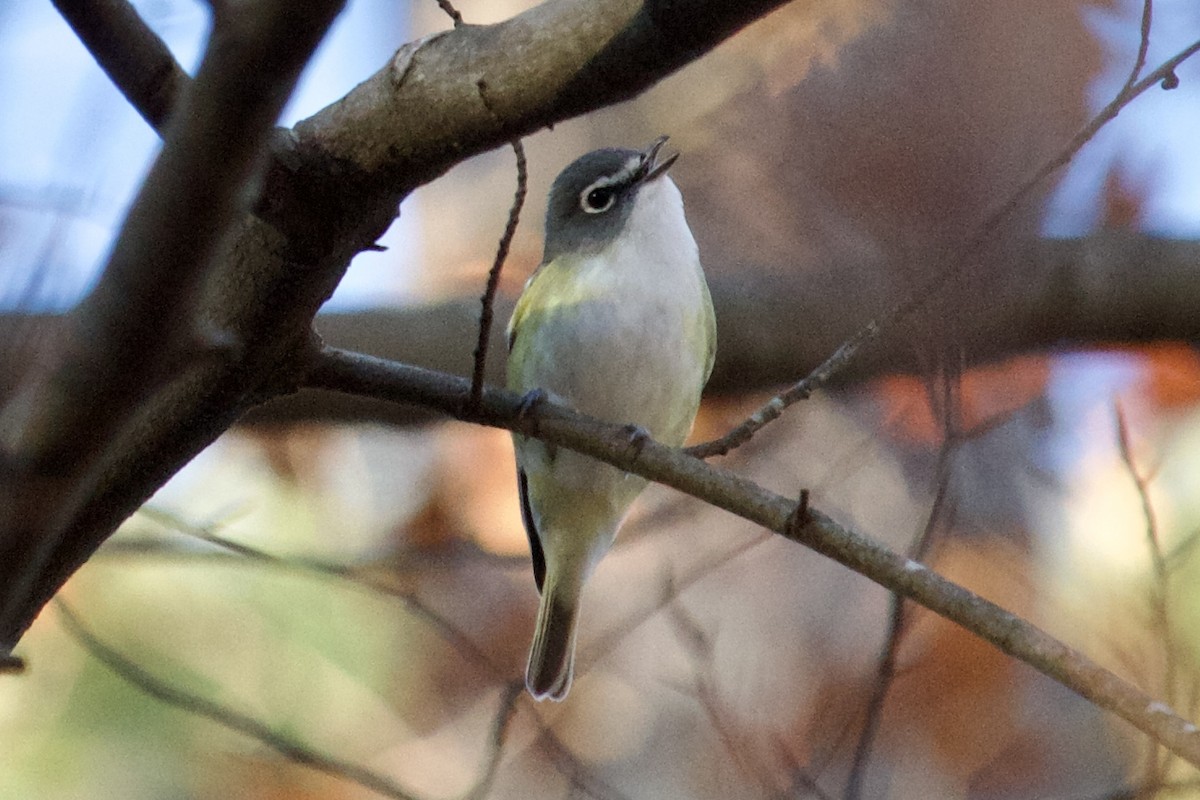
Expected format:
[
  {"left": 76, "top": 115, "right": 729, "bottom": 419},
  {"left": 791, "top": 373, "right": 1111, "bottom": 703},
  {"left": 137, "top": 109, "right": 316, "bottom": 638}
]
[
  {"left": 304, "top": 345, "right": 1200, "bottom": 769},
  {"left": 50, "top": 0, "right": 190, "bottom": 134},
  {"left": 0, "top": 0, "right": 347, "bottom": 645},
  {"left": 56, "top": 599, "right": 422, "bottom": 800},
  {"left": 685, "top": 33, "right": 1200, "bottom": 459}
]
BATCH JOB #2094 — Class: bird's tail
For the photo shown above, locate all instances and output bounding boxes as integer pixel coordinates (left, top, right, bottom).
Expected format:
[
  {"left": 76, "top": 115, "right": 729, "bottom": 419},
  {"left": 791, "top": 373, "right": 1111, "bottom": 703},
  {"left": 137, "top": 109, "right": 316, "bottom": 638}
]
[{"left": 526, "top": 578, "right": 581, "bottom": 701}]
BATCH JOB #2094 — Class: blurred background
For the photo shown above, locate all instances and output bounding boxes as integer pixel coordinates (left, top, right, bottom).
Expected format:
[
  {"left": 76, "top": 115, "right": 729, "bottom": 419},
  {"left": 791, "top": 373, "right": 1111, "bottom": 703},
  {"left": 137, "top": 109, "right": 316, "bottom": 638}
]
[{"left": 3, "top": 0, "right": 1200, "bottom": 797}]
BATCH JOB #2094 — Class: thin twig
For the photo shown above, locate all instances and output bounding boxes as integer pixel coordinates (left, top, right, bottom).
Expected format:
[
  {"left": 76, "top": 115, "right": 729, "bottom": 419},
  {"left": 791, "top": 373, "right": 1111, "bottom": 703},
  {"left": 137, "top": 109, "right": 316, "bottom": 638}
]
[
  {"left": 89, "top": 518, "right": 614, "bottom": 800},
  {"left": 1124, "top": 0, "right": 1154, "bottom": 93},
  {"left": 439, "top": 0, "right": 529, "bottom": 414},
  {"left": 462, "top": 681, "right": 524, "bottom": 800},
  {"left": 686, "top": 34, "right": 1200, "bottom": 460},
  {"left": 537, "top": 730, "right": 635, "bottom": 800},
  {"left": 666, "top": 592, "right": 796, "bottom": 798},
  {"left": 434, "top": 0, "right": 464, "bottom": 27},
  {"left": 580, "top": 534, "right": 769, "bottom": 666},
  {"left": 135, "top": 506, "right": 505, "bottom": 677},
  {"left": 844, "top": 416, "right": 957, "bottom": 800},
  {"left": 116, "top": 509, "right": 630, "bottom": 800},
  {"left": 55, "top": 599, "right": 422, "bottom": 800},
  {"left": 1115, "top": 402, "right": 1177, "bottom": 785},
  {"left": 471, "top": 139, "right": 528, "bottom": 409},
  {"left": 686, "top": 322, "right": 879, "bottom": 458}
]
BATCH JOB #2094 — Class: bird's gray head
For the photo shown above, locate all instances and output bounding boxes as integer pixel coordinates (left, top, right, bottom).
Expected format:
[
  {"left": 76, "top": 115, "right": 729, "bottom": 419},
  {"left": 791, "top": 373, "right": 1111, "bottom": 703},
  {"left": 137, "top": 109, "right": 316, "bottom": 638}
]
[{"left": 542, "top": 137, "right": 681, "bottom": 262}]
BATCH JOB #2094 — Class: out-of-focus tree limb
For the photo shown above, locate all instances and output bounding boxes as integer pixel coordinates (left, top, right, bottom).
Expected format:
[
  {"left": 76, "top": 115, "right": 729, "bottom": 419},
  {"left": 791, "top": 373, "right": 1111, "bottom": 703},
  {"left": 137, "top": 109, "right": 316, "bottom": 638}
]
[
  {"left": 121, "top": 234, "right": 1200, "bottom": 424},
  {"left": 0, "top": 0, "right": 800, "bottom": 648},
  {"left": 3, "top": 234, "right": 1198, "bottom": 429},
  {"left": 0, "top": 0, "right": 346, "bottom": 646},
  {"left": 49, "top": 0, "right": 191, "bottom": 133}
]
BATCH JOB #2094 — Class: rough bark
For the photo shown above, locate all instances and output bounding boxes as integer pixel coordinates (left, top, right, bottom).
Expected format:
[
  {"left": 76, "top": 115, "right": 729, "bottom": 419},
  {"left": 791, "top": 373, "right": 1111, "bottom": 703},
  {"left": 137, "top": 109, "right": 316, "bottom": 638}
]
[{"left": 0, "top": 0, "right": 798, "bottom": 647}]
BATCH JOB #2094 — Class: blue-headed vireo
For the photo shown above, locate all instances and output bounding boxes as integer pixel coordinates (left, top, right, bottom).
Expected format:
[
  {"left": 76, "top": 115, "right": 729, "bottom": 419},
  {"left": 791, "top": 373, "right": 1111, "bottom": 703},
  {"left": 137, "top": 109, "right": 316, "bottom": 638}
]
[{"left": 507, "top": 137, "right": 717, "bottom": 701}]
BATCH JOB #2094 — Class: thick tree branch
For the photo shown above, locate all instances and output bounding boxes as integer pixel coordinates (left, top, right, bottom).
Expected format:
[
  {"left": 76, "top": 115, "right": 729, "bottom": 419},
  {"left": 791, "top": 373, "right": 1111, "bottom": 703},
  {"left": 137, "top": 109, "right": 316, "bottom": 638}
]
[
  {"left": 0, "top": 0, "right": 347, "bottom": 645},
  {"left": 8, "top": 1, "right": 343, "bottom": 469},
  {"left": 294, "top": 0, "right": 797, "bottom": 191},
  {"left": 50, "top": 0, "right": 190, "bottom": 133},
  {"left": 0, "top": 0, "right": 800, "bottom": 648},
  {"left": 305, "top": 345, "right": 1200, "bottom": 768}
]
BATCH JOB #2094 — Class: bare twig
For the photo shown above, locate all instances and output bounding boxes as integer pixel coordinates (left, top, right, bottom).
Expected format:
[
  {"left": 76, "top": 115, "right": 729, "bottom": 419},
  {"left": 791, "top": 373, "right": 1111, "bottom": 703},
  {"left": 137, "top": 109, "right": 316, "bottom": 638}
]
[
  {"left": 55, "top": 599, "right": 422, "bottom": 800},
  {"left": 101, "top": 512, "right": 611, "bottom": 800},
  {"left": 135, "top": 506, "right": 505, "bottom": 677},
  {"left": 102, "top": 524, "right": 530, "bottom": 572},
  {"left": 580, "top": 534, "right": 769, "bottom": 667},
  {"left": 844, "top": 421, "right": 957, "bottom": 800},
  {"left": 686, "top": 34, "right": 1200, "bottom": 460},
  {"left": 462, "top": 681, "right": 524, "bottom": 800},
  {"left": 305, "top": 344, "right": 1200, "bottom": 767},
  {"left": 1116, "top": 402, "right": 1178, "bottom": 785},
  {"left": 435, "top": 0, "right": 464, "bottom": 27},
  {"left": 667, "top": 593, "right": 788, "bottom": 798},
  {"left": 686, "top": 322, "right": 879, "bottom": 458},
  {"left": 537, "top": 732, "right": 635, "bottom": 800},
  {"left": 1124, "top": 0, "right": 1154, "bottom": 93},
  {"left": 471, "top": 138, "right": 528, "bottom": 409},
  {"left": 440, "top": 0, "right": 530, "bottom": 414}
]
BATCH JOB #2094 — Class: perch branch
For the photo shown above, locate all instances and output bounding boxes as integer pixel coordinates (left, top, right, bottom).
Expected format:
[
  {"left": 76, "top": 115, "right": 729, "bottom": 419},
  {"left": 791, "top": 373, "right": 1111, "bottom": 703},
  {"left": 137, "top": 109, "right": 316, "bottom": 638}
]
[{"left": 305, "top": 345, "right": 1200, "bottom": 768}]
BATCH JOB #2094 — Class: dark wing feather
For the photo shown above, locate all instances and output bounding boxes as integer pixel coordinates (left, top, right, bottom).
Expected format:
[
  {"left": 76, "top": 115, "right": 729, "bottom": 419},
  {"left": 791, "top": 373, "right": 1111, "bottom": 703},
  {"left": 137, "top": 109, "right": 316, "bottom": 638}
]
[{"left": 517, "top": 466, "right": 546, "bottom": 593}]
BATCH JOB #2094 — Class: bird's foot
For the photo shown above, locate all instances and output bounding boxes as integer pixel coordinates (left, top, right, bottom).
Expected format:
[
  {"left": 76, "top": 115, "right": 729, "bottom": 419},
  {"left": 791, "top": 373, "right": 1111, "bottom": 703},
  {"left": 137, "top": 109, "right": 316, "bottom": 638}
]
[
  {"left": 621, "top": 423, "right": 651, "bottom": 458},
  {"left": 515, "top": 389, "right": 549, "bottom": 437},
  {"left": 517, "top": 388, "right": 548, "bottom": 418}
]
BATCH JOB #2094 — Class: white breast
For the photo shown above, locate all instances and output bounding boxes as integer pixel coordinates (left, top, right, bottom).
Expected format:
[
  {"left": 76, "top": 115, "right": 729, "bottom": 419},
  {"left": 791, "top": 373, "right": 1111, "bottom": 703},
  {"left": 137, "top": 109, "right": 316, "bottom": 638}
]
[{"left": 535, "top": 176, "right": 711, "bottom": 444}]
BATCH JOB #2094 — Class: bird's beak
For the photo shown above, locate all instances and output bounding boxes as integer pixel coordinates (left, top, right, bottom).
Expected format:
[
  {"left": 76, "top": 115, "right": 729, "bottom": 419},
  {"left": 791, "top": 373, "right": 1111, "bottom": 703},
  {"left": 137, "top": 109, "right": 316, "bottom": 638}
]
[{"left": 638, "top": 135, "right": 679, "bottom": 184}]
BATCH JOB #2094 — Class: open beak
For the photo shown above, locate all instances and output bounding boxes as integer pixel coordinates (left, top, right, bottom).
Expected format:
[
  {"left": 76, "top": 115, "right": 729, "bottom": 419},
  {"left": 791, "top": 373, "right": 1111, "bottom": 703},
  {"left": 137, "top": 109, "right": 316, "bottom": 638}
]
[{"left": 637, "top": 135, "right": 679, "bottom": 184}]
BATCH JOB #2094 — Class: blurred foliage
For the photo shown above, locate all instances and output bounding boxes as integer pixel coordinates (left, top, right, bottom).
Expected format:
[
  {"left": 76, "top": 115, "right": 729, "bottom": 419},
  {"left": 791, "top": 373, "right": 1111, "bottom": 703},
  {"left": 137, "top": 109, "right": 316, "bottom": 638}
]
[{"left": 4, "top": 0, "right": 1200, "bottom": 798}]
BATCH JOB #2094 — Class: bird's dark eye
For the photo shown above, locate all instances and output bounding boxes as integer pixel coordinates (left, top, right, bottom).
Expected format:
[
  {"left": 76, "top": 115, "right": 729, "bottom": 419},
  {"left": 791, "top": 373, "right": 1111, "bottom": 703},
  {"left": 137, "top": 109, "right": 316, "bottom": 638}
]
[{"left": 581, "top": 185, "right": 615, "bottom": 213}]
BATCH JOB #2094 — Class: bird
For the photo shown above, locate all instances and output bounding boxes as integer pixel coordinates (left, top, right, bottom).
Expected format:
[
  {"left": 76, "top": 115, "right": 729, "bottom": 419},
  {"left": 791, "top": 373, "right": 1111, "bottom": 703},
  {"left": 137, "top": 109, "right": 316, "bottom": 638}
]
[{"left": 506, "top": 137, "right": 716, "bottom": 701}]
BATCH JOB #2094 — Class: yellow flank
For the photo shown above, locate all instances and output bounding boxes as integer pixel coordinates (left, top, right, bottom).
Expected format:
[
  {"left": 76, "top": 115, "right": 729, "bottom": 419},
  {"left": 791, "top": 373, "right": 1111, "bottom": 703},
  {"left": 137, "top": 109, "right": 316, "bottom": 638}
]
[
  {"left": 508, "top": 257, "right": 594, "bottom": 351},
  {"left": 508, "top": 254, "right": 717, "bottom": 396},
  {"left": 698, "top": 273, "right": 717, "bottom": 380}
]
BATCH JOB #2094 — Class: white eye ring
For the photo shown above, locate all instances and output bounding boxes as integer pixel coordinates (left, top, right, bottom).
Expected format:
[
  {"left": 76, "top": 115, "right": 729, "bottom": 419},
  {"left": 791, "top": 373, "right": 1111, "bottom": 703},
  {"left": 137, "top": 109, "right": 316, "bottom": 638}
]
[{"left": 580, "top": 183, "right": 616, "bottom": 214}]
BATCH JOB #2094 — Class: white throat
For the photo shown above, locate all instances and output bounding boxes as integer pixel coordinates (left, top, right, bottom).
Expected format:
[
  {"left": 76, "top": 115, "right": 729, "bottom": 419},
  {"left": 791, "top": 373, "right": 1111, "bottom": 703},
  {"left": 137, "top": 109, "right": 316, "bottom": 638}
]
[{"left": 612, "top": 176, "right": 699, "bottom": 279}]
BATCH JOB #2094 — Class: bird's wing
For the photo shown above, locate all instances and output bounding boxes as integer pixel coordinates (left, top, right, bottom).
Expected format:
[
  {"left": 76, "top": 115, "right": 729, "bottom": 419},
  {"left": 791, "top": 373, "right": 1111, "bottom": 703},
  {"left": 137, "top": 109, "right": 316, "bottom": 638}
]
[
  {"left": 506, "top": 262, "right": 550, "bottom": 352},
  {"left": 701, "top": 276, "right": 718, "bottom": 382},
  {"left": 517, "top": 466, "right": 546, "bottom": 593}
]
